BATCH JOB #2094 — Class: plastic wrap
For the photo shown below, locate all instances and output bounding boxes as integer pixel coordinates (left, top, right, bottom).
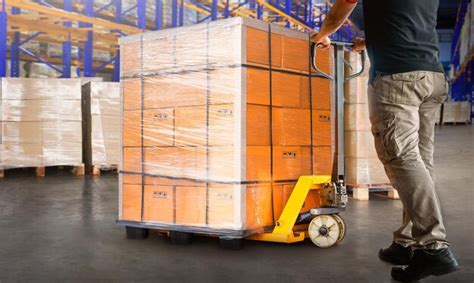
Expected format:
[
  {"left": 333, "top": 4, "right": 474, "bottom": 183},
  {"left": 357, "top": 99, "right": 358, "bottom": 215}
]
[
  {"left": 442, "top": 101, "right": 471, "bottom": 124},
  {"left": 118, "top": 17, "right": 334, "bottom": 236},
  {"left": 344, "top": 53, "right": 389, "bottom": 186},
  {"left": 0, "top": 78, "right": 82, "bottom": 168},
  {"left": 82, "top": 82, "right": 120, "bottom": 170}
]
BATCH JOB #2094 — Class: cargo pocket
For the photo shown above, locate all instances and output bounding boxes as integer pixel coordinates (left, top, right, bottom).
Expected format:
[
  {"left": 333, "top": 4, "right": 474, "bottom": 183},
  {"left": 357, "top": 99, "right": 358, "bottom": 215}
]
[
  {"left": 371, "top": 118, "right": 399, "bottom": 164},
  {"left": 433, "top": 77, "right": 449, "bottom": 104},
  {"left": 389, "top": 72, "right": 427, "bottom": 106}
]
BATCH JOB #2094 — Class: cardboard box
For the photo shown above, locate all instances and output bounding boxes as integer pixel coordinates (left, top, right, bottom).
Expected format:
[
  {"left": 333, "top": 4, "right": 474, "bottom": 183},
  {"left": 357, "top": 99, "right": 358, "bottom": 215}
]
[
  {"left": 345, "top": 103, "right": 371, "bottom": 131},
  {"left": 144, "top": 74, "right": 207, "bottom": 109},
  {"left": 122, "top": 110, "right": 142, "bottom": 147},
  {"left": 311, "top": 77, "right": 332, "bottom": 111},
  {"left": 312, "top": 146, "right": 333, "bottom": 175},
  {"left": 175, "top": 186, "right": 207, "bottom": 225},
  {"left": 1, "top": 100, "right": 42, "bottom": 121},
  {"left": 273, "top": 146, "right": 312, "bottom": 181},
  {"left": 312, "top": 110, "right": 332, "bottom": 147},
  {"left": 1, "top": 143, "right": 42, "bottom": 167},
  {"left": 272, "top": 72, "right": 310, "bottom": 108},
  {"left": 272, "top": 108, "right": 311, "bottom": 146},
  {"left": 123, "top": 79, "right": 142, "bottom": 111},
  {"left": 2, "top": 122, "right": 42, "bottom": 144},
  {"left": 345, "top": 130, "right": 378, "bottom": 159},
  {"left": 144, "top": 146, "right": 206, "bottom": 180},
  {"left": 121, "top": 184, "right": 143, "bottom": 221},
  {"left": 245, "top": 68, "right": 270, "bottom": 105},
  {"left": 143, "top": 108, "right": 175, "bottom": 146},
  {"left": 345, "top": 157, "right": 389, "bottom": 185},
  {"left": 143, "top": 185, "right": 174, "bottom": 224}
]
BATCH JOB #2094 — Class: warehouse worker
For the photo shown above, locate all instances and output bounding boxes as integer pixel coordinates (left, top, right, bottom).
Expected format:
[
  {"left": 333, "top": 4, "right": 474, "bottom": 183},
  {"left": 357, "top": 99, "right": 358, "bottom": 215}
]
[{"left": 312, "top": 0, "right": 460, "bottom": 281}]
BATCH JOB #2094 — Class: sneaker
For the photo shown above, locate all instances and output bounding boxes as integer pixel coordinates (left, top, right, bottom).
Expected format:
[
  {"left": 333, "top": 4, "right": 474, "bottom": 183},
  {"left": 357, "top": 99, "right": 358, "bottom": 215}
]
[
  {"left": 391, "top": 248, "right": 460, "bottom": 282},
  {"left": 379, "top": 242, "right": 413, "bottom": 265}
]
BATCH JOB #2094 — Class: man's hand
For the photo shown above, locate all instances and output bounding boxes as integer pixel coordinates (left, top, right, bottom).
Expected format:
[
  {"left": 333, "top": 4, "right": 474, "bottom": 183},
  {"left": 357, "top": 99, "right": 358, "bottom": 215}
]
[
  {"left": 352, "top": 37, "right": 366, "bottom": 52},
  {"left": 312, "top": 33, "right": 331, "bottom": 49}
]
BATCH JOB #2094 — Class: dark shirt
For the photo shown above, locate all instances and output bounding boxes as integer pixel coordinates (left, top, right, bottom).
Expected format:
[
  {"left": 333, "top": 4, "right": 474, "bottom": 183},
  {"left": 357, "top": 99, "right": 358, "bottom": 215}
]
[{"left": 362, "top": 0, "right": 444, "bottom": 80}]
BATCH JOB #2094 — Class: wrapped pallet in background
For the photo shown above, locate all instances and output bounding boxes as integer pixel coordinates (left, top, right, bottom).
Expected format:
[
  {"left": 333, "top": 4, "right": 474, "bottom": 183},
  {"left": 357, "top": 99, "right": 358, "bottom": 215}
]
[
  {"left": 0, "top": 78, "right": 83, "bottom": 176},
  {"left": 344, "top": 53, "right": 396, "bottom": 200},
  {"left": 442, "top": 101, "right": 471, "bottom": 124},
  {"left": 82, "top": 82, "right": 120, "bottom": 175},
  {"left": 118, "top": 17, "right": 335, "bottom": 235}
]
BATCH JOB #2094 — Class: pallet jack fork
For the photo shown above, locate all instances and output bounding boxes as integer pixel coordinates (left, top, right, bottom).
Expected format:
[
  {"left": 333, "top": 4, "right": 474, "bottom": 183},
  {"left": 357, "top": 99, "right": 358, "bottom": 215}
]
[{"left": 248, "top": 42, "right": 366, "bottom": 248}]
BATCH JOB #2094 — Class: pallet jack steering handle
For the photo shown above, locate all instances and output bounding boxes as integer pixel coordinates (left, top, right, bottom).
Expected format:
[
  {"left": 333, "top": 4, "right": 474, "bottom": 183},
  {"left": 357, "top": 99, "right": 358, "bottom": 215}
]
[
  {"left": 310, "top": 41, "right": 367, "bottom": 181},
  {"left": 311, "top": 41, "right": 366, "bottom": 81}
]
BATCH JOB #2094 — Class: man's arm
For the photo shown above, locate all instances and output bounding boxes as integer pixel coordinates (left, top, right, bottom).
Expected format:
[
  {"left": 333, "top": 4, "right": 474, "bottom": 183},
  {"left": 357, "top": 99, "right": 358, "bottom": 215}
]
[{"left": 312, "top": 0, "right": 358, "bottom": 47}]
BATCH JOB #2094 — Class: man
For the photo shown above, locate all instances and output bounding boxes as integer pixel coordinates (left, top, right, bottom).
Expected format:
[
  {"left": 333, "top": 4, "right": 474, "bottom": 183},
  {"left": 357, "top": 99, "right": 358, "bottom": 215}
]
[{"left": 312, "top": 0, "right": 460, "bottom": 281}]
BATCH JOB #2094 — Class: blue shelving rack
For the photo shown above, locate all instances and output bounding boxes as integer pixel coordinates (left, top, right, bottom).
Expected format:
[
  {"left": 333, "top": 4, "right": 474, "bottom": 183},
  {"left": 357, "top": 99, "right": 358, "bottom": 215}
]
[
  {"left": 0, "top": 0, "right": 360, "bottom": 81},
  {"left": 450, "top": 0, "right": 473, "bottom": 122}
]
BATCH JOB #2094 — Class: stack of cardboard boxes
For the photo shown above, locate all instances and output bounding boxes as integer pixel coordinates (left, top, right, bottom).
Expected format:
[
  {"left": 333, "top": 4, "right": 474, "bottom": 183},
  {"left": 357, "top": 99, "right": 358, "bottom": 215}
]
[
  {"left": 0, "top": 78, "right": 83, "bottom": 172},
  {"left": 344, "top": 54, "right": 395, "bottom": 200},
  {"left": 82, "top": 82, "right": 121, "bottom": 174},
  {"left": 119, "top": 18, "right": 335, "bottom": 234}
]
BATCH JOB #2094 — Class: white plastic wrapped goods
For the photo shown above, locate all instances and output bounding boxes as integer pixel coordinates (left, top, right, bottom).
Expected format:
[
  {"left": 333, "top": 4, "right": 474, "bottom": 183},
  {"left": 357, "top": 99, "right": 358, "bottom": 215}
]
[
  {"left": 344, "top": 53, "right": 390, "bottom": 186},
  {"left": 442, "top": 101, "right": 471, "bottom": 124},
  {"left": 82, "top": 82, "right": 120, "bottom": 169},
  {"left": 0, "top": 78, "right": 82, "bottom": 168},
  {"left": 118, "top": 17, "right": 335, "bottom": 234}
]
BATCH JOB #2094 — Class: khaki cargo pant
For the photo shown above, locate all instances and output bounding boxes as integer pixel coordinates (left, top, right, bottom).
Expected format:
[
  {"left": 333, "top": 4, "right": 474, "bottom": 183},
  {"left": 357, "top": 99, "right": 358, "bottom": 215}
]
[{"left": 368, "top": 71, "right": 449, "bottom": 250}]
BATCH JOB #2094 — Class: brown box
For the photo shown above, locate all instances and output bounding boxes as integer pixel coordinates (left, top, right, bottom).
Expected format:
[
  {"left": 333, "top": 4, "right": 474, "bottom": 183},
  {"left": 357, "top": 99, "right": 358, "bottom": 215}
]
[
  {"left": 123, "top": 79, "right": 142, "bottom": 111},
  {"left": 344, "top": 103, "right": 371, "bottom": 131},
  {"left": 144, "top": 74, "right": 207, "bottom": 109},
  {"left": 273, "top": 146, "right": 312, "bottom": 181},
  {"left": 122, "top": 110, "right": 142, "bottom": 147},
  {"left": 175, "top": 186, "right": 207, "bottom": 225},
  {"left": 272, "top": 108, "right": 311, "bottom": 146},
  {"left": 311, "top": 77, "right": 332, "bottom": 111},
  {"left": 144, "top": 146, "right": 206, "bottom": 180},
  {"left": 345, "top": 130, "right": 378, "bottom": 159},
  {"left": 2, "top": 122, "right": 42, "bottom": 144},
  {"left": 312, "top": 146, "right": 333, "bottom": 175},
  {"left": 143, "top": 108, "right": 175, "bottom": 146},
  {"left": 143, "top": 185, "right": 174, "bottom": 224},
  {"left": 312, "top": 110, "right": 332, "bottom": 146},
  {"left": 345, "top": 157, "right": 388, "bottom": 185},
  {"left": 272, "top": 73, "right": 309, "bottom": 108},
  {"left": 121, "top": 184, "right": 142, "bottom": 221}
]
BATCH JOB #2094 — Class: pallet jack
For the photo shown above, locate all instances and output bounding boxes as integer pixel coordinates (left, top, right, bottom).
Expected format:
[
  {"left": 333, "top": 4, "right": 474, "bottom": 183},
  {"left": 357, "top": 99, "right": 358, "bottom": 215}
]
[{"left": 248, "top": 42, "right": 366, "bottom": 248}]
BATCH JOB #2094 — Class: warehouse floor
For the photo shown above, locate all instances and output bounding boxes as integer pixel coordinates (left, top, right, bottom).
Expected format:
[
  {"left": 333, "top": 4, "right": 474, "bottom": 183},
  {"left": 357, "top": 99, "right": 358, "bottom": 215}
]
[{"left": 0, "top": 125, "right": 472, "bottom": 282}]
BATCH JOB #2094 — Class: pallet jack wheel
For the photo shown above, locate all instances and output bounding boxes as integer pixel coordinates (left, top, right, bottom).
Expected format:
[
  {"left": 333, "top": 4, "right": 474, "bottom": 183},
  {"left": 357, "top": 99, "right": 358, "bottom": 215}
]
[
  {"left": 308, "top": 215, "right": 341, "bottom": 248},
  {"left": 332, "top": 214, "right": 346, "bottom": 244},
  {"left": 219, "top": 238, "right": 244, "bottom": 250},
  {"left": 126, "top": 226, "right": 149, "bottom": 240},
  {"left": 169, "top": 231, "right": 193, "bottom": 245}
]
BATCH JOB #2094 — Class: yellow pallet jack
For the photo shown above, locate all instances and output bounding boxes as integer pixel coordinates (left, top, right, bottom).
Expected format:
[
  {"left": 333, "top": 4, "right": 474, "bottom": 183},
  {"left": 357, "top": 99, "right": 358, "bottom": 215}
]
[{"left": 248, "top": 42, "right": 366, "bottom": 248}]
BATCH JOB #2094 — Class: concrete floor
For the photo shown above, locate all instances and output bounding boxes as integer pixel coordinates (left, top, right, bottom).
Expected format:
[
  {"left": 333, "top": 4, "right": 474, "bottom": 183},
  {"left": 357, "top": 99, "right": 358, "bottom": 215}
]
[{"left": 0, "top": 125, "right": 472, "bottom": 282}]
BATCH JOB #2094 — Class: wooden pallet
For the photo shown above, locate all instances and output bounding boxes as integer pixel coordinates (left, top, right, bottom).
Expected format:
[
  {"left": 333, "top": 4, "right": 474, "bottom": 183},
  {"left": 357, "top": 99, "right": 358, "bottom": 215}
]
[
  {"left": 0, "top": 164, "right": 85, "bottom": 178},
  {"left": 348, "top": 183, "right": 399, "bottom": 200},
  {"left": 91, "top": 165, "right": 118, "bottom": 176}
]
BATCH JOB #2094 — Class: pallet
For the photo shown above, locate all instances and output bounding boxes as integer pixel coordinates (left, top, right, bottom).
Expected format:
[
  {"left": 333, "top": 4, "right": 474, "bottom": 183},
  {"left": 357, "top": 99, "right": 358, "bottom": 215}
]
[
  {"left": 91, "top": 165, "right": 118, "bottom": 176},
  {"left": 0, "top": 164, "right": 85, "bottom": 178},
  {"left": 348, "top": 184, "right": 399, "bottom": 200}
]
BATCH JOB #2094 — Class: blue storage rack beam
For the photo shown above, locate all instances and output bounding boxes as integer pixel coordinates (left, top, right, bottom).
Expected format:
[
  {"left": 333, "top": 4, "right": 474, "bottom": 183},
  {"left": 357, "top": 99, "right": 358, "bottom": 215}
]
[{"left": 450, "top": 0, "right": 473, "bottom": 122}]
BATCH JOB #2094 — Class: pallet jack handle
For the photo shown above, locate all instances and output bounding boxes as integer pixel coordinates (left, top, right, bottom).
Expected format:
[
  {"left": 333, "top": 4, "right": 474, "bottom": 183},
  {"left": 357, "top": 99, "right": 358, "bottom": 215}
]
[{"left": 310, "top": 41, "right": 366, "bottom": 182}]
